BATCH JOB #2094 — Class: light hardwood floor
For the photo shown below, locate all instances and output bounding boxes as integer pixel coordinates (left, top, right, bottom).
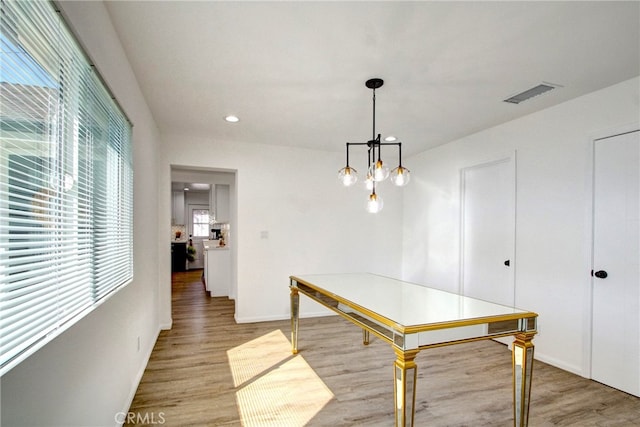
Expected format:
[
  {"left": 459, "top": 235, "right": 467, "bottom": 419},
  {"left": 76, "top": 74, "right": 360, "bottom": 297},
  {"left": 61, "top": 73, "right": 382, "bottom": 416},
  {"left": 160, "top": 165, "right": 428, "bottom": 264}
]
[{"left": 126, "top": 270, "right": 640, "bottom": 426}]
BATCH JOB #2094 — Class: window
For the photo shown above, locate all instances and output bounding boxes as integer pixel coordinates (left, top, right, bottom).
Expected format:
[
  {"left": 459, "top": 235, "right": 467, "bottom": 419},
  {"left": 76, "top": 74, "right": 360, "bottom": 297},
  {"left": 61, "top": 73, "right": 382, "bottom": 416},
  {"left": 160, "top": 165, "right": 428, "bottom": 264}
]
[
  {"left": 0, "top": 0, "right": 133, "bottom": 375},
  {"left": 192, "top": 209, "right": 210, "bottom": 237}
]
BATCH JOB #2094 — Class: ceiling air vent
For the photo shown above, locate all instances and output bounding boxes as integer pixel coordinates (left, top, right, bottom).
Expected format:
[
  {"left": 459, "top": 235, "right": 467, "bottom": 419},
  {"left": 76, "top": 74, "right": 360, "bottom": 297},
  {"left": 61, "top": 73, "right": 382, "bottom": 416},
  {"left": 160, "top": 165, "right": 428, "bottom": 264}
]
[{"left": 504, "top": 83, "right": 557, "bottom": 104}]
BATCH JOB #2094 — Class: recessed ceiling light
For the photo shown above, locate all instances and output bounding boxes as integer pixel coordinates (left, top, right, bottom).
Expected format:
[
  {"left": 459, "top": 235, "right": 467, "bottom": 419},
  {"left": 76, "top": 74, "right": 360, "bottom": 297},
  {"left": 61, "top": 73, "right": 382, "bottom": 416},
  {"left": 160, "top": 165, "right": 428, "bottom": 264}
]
[
  {"left": 224, "top": 115, "right": 239, "bottom": 123},
  {"left": 384, "top": 136, "right": 397, "bottom": 142},
  {"left": 190, "top": 183, "right": 210, "bottom": 190}
]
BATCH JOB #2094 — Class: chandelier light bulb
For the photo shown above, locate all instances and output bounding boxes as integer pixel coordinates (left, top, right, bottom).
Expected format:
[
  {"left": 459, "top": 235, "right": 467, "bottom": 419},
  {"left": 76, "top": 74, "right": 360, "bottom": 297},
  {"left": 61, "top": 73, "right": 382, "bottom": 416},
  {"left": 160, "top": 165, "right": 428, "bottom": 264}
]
[
  {"left": 338, "top": 166, "right": 358, "bottom": 186},
  {"left": 390, "top": 166, "right": 411, "bottom": 186},
  {"left": 364, "top": 173, "right": 374, "bottom": 191},
  {"left": 366, "top": 192, "right": 384, "bottom": 213},
  {"left": 369, "top": 159, "right": 390, "bottom": 182}
]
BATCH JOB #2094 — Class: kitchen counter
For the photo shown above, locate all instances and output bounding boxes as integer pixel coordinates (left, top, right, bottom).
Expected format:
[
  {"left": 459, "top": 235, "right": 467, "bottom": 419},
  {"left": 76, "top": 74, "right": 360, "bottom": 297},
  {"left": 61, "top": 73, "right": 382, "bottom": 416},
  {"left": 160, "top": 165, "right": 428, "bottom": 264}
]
[
  {"left": 202, "top": 240, "right": 231, "bottom": 296},
  {"left": 202, "top": 239, "right": 228, "bottom": 249}
]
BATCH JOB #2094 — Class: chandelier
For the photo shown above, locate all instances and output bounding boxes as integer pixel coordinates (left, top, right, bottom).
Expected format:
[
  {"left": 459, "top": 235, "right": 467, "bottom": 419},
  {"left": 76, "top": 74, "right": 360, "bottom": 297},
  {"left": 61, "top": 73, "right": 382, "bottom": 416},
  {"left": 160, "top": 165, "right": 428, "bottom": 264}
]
[{"left": 338, "top": 78, "right": 410, "bottom": 213}]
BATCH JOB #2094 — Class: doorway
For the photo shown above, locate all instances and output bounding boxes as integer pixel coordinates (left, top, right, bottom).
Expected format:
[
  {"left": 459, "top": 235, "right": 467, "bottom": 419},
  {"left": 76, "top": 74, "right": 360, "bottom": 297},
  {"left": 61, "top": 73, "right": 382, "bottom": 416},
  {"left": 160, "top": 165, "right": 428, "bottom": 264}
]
[
  {"left": 591, "top": 129, "right": 639, "bottom": 397},
  {"left": 171, "top": 168, "right": 236, "bottom": 287}
]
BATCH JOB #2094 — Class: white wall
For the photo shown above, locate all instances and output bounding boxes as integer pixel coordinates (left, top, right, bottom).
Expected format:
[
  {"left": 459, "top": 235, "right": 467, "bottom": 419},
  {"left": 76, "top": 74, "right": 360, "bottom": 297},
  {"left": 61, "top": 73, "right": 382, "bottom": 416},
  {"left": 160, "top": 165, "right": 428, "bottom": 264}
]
[
  {"left": 1, "top": 2, "right": 162, "bottom": 426},
  {"left": 160, "top": 135, "right": 405, "bottom": 323},
  {"left": 402, "top": 77, "right": 640, "bottom": 376}
]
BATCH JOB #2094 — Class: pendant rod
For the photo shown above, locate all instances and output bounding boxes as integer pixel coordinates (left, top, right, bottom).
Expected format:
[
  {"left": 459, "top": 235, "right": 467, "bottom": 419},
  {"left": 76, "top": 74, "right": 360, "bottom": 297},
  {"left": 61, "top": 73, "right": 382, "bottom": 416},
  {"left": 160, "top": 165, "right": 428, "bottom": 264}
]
[{"left": 372, "top": 88, "right": 376, "bottom": 142}]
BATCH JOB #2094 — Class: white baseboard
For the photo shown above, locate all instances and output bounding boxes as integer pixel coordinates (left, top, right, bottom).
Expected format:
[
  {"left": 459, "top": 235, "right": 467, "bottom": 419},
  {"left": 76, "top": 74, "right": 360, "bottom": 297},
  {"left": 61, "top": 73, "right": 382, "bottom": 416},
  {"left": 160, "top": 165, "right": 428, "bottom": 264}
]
[
  {"left": 159, "top": 321, "right": 172, "bottom": 330},
  {"left": 534, "top": 352, "right": 584, "bottom": 377},
  {"left": 234, "top": 313, "right": 287, "bottom": 323},
  {"left": 234, "top": 311, "right": 336, "bottom": 324}
]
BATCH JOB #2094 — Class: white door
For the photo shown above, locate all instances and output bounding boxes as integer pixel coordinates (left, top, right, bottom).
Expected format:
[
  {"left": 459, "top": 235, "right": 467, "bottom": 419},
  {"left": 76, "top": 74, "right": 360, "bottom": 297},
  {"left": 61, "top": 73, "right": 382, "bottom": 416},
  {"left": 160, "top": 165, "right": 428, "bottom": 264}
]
[
  {"left": 592, "top": 130, "right": 639, "bottom": 397},
  {"left": 460, "top": 157, "right": 516, "bottom": 308}
]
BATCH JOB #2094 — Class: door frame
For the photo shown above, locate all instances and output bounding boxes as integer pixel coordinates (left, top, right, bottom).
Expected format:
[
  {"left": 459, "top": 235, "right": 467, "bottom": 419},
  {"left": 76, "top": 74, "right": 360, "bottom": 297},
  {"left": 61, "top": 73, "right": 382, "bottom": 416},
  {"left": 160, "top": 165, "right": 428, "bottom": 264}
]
[{"left": 585, "top": 123, "right": 640, "bottom": 378}]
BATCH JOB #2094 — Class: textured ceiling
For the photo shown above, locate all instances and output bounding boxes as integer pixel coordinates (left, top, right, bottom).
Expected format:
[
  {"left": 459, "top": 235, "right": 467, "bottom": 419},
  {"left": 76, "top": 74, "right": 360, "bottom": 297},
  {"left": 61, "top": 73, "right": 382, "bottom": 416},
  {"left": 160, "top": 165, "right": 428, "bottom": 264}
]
[{"left": 104, "top": 1, "right": 640, "bottom": 157}]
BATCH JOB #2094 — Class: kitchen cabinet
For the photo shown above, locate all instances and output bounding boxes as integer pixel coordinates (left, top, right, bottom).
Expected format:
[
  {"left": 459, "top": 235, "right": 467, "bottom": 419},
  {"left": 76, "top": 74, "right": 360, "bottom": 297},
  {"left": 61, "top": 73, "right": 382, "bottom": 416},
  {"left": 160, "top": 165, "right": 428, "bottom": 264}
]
[
  {"left": 202, "top": 240, "right": 230, "bottom": 297},
  {"left": 171, "top": 242, "right": 186, "bottom": 272},
  {"left": 214, "top": 184, "right": 230, "bottom": 223},
  {"left": 172, "top": 191, "right": 185, "bottom": 225}
]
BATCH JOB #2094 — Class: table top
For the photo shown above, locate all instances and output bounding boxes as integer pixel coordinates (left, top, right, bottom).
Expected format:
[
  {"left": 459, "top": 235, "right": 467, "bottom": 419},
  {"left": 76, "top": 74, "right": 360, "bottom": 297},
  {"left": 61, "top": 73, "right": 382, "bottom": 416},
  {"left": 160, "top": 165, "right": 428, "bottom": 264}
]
[{"left": 290, "top": 273, "right": 537, "bottom": 334}]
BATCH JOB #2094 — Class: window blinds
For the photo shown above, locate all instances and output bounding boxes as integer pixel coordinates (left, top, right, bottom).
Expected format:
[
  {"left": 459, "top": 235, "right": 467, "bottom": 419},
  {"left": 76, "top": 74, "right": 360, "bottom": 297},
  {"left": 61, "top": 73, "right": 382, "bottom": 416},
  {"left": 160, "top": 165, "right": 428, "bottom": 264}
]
[{"left": 0, "top": 0, "right": 133, "bottom": 376}]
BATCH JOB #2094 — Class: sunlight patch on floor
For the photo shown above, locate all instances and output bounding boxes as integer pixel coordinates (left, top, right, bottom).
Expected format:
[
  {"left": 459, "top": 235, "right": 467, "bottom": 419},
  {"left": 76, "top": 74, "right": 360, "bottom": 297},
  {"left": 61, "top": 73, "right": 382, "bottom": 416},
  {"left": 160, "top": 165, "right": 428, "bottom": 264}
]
[{"left": 227, "top": 329, "right": 334, "bottom": 426}]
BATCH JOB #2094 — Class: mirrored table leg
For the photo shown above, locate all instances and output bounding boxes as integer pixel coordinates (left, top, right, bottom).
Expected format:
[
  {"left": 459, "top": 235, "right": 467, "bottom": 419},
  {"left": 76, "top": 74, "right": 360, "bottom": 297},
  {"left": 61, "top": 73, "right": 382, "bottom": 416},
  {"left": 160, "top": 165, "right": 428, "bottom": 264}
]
[
  {"left": 513, "top": 332, "right": 535, "bottom": 427},
  {"left": 290, "top": 286, "right": 299, "bottom": 354},
  {"left": 393, "top": 349, "right": 419, "bottom": 427}
]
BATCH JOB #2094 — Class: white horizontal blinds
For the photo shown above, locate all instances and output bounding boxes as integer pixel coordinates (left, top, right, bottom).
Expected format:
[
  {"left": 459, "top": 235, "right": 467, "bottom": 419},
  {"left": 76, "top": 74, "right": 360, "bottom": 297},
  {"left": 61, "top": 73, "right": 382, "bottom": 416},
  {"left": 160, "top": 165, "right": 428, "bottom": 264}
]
[
  {"left": 88, "top": 72, "right": 133, "bottom": 300},
  {"left": 0, "top": 0, "right": 69, "bottom": 372},
  {"left": 0, "top": 0, "right": 133, "bottom": 375},
  {"left": 193, "top": 209, "right": 209, "bottom": 237},
  {"left": 51, "top": 0, "right": 94, "bottom": 327}
]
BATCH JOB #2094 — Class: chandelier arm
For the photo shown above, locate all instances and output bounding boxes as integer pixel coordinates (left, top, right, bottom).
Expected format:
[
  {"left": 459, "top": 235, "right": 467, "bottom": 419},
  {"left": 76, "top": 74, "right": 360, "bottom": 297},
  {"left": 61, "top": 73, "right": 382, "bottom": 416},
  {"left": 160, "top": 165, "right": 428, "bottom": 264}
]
[
  {"left": 397, "top": 142, "right": 403, "bottom": 167},
  {"left": 344, "top": 142, "right": 370, "bottom": 165},
  {"left": 345, "top": 143, "right": 351, "bottom": 167}
]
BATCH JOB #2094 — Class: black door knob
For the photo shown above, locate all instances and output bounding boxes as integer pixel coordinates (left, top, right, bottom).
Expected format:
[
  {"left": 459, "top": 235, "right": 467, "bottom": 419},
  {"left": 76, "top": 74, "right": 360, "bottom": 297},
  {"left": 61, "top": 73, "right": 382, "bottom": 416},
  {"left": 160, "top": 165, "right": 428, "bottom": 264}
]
[
  {"left": 594, "top": 270, "right": 608, "bottom": 279},
  {"left": 504, "top": 260, "right": 510, "bottom": 267}
]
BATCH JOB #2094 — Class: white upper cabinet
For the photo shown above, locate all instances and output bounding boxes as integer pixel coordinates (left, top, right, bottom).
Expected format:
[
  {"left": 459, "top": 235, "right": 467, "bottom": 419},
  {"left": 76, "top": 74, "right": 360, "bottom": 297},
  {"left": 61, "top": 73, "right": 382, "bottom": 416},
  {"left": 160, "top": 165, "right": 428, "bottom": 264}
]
[
  {"left": 215, "top": 184, "right": 230, "bottom": 223},
  {"left": 172, "top": 190, "right": 185, "bottom": 225}
]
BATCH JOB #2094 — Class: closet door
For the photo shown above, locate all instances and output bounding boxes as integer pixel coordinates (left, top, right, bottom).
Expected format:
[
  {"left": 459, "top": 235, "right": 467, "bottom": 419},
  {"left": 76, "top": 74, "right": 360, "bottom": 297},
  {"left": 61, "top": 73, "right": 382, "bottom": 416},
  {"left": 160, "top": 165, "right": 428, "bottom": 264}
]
[
  {"left": 460, "top": 156, "right": 516, "bottom": 308},
  {"left": 592, "top": 130, "right": 639, "bottom": 397}
]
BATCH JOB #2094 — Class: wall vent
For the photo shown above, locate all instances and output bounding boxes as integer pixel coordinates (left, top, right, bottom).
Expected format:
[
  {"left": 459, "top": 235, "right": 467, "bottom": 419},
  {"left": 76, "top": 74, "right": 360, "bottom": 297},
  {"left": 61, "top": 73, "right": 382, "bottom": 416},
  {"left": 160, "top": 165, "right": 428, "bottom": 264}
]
[{"left": 504, "top": 83, "right": 557, "bottom": 104}]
